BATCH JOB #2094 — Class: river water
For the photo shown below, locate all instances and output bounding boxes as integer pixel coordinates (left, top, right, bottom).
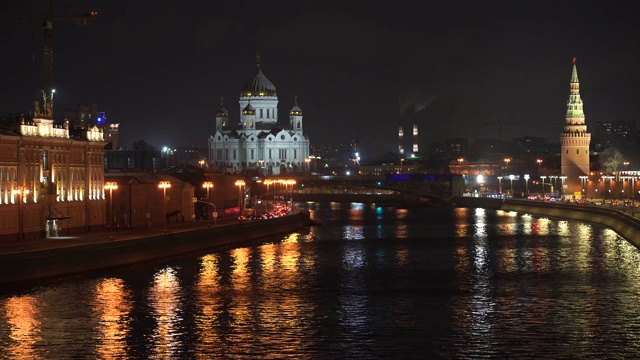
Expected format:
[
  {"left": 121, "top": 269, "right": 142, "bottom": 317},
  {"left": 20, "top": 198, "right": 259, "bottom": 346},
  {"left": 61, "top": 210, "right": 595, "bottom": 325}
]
[{"left": 2, "top": 202, "right": 640, "bottom": 359}]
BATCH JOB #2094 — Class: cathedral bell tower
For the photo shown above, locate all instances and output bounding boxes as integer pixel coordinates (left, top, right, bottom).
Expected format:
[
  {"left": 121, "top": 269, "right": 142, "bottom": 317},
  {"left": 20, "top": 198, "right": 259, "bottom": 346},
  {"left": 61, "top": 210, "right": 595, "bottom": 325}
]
[{"left": 560, "top": 58, "right": 591, "bottom": 198}]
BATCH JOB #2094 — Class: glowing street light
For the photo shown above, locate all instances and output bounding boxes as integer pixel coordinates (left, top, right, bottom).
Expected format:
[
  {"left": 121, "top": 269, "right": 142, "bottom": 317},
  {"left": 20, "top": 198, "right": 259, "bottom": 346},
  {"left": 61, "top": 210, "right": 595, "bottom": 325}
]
[
  {"left": 559, "top": 175, "right": 567, "bottom": 198},
  {"left": 579, "top": 175, "right": 589, "bottom": 200},
  {"left": 524, "top": 174, "right": 530, "bottom": 197},
  {"left": 235, "top": 179, "right": 246, "bottom": 211},
  {"left": 13, "top": 186, "right": 30, "bottom": 241},
  {"left": 509, "top": 174, "right": 515, "bottom": 196},
  {"left": 497, "top": 176, "right": 503, "bottom": 196},
  {"left": 158, "top": 181, "right": 171, "bottom": 233},
  {"left": 457, "top": 158, "right": 464, "bottom": 175},
  {"left": 203, "top": 181, "right": 214, "bottom": 227},
  {"left": 104, "top": 182, "right": 118, "bottom": 239},
  {"left": 504, "top": 158, "right": 511, "bottom": 174},
  {"left": 536, "top": 159, "right": 542, "bottom": 173}
]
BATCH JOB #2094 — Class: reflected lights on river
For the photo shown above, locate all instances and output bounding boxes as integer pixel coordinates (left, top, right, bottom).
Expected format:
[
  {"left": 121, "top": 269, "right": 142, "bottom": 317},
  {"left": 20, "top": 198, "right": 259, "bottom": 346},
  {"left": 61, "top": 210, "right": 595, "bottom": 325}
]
[
  {"left": 3, "top": 295, "right": 41, "bottom": 359},
  {"left": 93, "top": 278, "right": 132, "bottom": 359},
  {"left": 148, "top": 267, "right": 183, "bottom": 359}
]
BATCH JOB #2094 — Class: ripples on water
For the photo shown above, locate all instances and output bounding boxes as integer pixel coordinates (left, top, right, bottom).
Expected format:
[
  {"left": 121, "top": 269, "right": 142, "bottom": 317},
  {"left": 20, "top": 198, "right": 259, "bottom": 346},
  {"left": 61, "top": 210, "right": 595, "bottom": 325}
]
[{"left": 2, "top": 202, "right": 640, "bottom": 358}]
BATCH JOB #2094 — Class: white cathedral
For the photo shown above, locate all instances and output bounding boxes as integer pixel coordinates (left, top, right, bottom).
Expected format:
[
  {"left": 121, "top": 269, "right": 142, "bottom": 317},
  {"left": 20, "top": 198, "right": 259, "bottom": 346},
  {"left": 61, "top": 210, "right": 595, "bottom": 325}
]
[{"left": 208, "top": 57, "right": 310, "bottom": 175}]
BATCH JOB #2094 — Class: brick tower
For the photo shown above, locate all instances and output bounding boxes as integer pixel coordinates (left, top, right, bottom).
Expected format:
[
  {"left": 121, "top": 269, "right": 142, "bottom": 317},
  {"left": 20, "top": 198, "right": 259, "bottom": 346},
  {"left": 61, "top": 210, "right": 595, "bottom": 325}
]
[{"left": 560, "top": 58, "right": 591, "bottom": 198}]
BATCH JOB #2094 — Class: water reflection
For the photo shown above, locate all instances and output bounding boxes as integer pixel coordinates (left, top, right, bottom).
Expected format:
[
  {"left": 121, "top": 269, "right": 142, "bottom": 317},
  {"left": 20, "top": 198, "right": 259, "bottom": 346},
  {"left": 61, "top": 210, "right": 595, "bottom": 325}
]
[
  {"left": 148, "top": 267, "right": 183, "bottom": 359},
  {"left": 3, "top": 295, "right": 41, "bottom": 359},
  {"left": 1, "top": 203, "right": 640, "bottom": 358},
  {"left": 94, "top": 278, "right": 132, "bottom": 358}
]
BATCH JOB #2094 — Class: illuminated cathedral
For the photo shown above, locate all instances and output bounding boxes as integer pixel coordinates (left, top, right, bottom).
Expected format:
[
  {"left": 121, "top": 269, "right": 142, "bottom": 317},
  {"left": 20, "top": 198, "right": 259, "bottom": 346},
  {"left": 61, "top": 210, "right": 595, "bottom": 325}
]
[{"left": 208, "top": 57, "right": 310, "bottom": 175}]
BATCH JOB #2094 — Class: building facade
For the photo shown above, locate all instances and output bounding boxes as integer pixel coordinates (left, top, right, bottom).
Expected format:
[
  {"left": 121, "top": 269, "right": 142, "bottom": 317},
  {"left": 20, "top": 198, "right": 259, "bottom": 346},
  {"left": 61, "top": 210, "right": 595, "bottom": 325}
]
[
  {"left": 560, "top": 59, "right": 591, "bottom": 197},
  {"left": 208, "top": 58, "right": 310, "bottom": 175},
  {"left": 0, "top": 107, "right": 106, "bottom": 242}
]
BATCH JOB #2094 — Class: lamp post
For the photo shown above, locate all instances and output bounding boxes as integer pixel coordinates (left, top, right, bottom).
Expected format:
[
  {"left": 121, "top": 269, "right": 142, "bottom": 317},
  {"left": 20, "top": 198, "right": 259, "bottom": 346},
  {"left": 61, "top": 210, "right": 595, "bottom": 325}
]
[
  {"left": 509, "top": 174, "right": 514, "bottom": 197},
  {"left": 457, "top": 158, "right": 464, "bottom": 175},
  {"left": 258, "top": 159, "right": 264, "bottom": 175},
  {"left": 13, "top": 186, "right": 29, "bottom": 241},
  {"left": 540, "top": 176, "right": 547, "bottom": 199},
  {"left": 203, "top": 181, "right": 213, "bottom": 227},
  {"left": 305, "top": 158, "right": 311, "bottom": 174},
  {"left": 536, "top": 159, "right": 542, "bottom": 174},
  {"left": 504, "top": 158, "right": 511, "bottom": 174},
  {"left": 158, "top": 181, "right": 171, "bottom": 233},
  {"left": 549, "top": 176, "right": 558, "bottom": 197},
  {"left": 524, "top": 174, "right": 530, "bottom": 198},
  {"left": 235, "top": 179, "right": 245, "bottom": 212},
  {"left": 104, "top": 182, "right": 118, "bottom": 239},
  {"left": 579, "top": 175, "right": 588, "bottom": 200},
  {"left": 559, "top": 176, "right": 567, "bottom": 199},
  {"left": 497, "top": 176, "right": 503, "bottom": 197}
]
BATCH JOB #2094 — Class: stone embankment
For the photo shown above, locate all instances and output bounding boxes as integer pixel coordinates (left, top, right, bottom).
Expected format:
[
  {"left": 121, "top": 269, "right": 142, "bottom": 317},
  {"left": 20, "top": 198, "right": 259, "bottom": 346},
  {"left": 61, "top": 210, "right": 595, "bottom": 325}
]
[
  {"left": 0, "top": 210, "right": 311, "bottom": 285},
  {"left": 452, "top": 196, "right": 640, "bottom": 248}
]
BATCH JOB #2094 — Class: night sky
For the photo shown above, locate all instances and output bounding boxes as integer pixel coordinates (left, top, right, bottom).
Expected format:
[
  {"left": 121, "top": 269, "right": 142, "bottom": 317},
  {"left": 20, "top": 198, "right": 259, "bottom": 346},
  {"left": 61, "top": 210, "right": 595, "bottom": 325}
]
[{"left": 1, "top": 1, "right": 639, "bottom": 160}]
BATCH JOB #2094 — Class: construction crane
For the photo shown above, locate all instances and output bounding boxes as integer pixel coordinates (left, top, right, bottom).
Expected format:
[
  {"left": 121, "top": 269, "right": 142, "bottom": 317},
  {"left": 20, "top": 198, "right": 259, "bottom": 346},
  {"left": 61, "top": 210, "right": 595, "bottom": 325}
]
[{"left": 2, "top": 0, "right": 97, "bottom": 118}]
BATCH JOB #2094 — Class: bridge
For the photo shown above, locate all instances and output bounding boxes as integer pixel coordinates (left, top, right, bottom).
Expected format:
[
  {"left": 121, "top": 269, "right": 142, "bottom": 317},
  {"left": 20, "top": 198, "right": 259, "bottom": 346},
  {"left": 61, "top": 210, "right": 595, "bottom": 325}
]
[{"left": 254, "top": 174, "right": 465, "bottom": 203}]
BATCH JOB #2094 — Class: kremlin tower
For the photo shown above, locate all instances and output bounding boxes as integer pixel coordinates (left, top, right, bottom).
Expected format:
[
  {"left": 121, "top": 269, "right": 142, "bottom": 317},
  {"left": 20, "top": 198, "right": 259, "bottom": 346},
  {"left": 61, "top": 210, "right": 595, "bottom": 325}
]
[{"left": 560, "top": 58, "right": 591, "bottom": 198}]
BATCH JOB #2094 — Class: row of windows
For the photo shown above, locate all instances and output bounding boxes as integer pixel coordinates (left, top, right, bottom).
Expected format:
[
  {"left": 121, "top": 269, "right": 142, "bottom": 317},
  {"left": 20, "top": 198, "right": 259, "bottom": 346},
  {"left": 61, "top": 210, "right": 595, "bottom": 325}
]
[
  {"left": 213, "top": 148, "right": 302, "bottom": 161},
  {"left": 565, "top": 149, "right": 588, "bottom": 155}
]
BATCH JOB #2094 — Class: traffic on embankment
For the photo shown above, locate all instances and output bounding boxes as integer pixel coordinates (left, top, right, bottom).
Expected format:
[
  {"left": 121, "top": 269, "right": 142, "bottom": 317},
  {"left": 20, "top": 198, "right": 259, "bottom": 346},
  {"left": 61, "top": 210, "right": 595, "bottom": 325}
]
[
  {"left": 451, "top": 196, "right": 640, "bottom": 248},
  {"left": 0, "top": 209, "right": 311, "bottom": 285}
]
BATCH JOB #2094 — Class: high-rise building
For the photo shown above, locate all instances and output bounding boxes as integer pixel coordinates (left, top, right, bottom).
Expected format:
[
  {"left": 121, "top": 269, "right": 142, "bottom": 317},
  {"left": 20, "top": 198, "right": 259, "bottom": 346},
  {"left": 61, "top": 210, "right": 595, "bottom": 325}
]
[
  {"left": 208, "top": 56, "right": 310, "bottom": 175},
  {"left": 560, "top": 58, "right": 591, "bottom": 197}
]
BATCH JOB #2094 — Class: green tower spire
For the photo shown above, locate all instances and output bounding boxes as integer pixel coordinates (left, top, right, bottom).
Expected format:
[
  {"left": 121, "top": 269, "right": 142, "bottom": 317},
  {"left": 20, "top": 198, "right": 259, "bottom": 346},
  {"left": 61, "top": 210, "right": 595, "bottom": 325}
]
[{"left": 571, "top": 57, "right": 579, "bottom": 83}]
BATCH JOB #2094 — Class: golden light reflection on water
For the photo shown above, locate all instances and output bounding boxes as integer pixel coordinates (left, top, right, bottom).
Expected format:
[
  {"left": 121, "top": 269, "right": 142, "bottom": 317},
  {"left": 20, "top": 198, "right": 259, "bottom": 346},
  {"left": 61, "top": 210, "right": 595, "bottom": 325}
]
[
  {"left": 3, "top": 295, "right": 41, "bottom": 359},
  {"left": 148, "top": 267, "right": 182, "bottom": 360},
  {"left": 193, "top": 229, "right": 314, "bottom": 356},
  {"left": 455, "top": 207, "right": 468, "bottom": 237},
  {"left": 94, "top": 278, "right": 132, "bottom": 359}
]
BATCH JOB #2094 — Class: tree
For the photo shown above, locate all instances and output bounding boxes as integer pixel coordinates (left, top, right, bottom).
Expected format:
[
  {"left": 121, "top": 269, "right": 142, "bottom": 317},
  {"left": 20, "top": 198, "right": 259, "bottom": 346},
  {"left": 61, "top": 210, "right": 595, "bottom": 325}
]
[{"left": 599, "top": 147, "right": 625, "bottom": 176}]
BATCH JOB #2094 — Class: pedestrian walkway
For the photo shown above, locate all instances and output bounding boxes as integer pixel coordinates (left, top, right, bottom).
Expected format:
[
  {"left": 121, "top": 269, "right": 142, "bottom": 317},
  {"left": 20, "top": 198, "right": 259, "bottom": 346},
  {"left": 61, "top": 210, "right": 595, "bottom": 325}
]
[{"left": 0, "top": 217, "right": 238, "bottom": 256}]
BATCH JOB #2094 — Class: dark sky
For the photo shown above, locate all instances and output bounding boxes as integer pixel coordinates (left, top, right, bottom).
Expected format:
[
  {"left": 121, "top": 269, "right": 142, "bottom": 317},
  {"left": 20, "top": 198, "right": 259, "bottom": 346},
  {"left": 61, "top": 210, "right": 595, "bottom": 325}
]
[{"left": 1, "top": 0, "right": 639, "bottom": 160}]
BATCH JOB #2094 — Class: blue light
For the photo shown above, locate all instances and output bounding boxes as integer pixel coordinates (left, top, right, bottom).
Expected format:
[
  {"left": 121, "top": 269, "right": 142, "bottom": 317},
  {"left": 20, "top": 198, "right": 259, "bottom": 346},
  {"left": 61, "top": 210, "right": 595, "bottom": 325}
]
[{"left": 96, "top": 117, "right": 103, "bottom": 124}]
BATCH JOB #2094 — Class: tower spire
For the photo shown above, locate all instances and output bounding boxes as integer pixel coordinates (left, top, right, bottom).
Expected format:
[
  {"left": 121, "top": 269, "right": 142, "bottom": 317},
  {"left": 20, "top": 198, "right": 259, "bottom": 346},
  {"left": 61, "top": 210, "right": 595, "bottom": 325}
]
[{"left": 560, "top": 57, "right": 591, "bottom": 198}]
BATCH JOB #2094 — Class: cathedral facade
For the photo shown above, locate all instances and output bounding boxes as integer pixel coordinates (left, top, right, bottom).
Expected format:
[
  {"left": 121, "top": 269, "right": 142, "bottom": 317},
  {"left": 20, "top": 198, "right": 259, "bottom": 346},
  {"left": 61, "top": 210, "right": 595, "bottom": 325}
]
[
  {"left": 560, "top": 58, "right": 591, "bottom": 197},
  {"left": 208, "top": 58, "right": 310, "bottom": 175}
]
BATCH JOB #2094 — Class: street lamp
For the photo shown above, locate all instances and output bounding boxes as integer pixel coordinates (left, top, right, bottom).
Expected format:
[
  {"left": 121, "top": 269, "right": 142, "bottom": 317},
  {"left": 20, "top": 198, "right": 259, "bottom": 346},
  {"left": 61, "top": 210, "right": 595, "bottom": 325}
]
[
  {"left": 305, "top": 158, "right": 311, "bottom": 174},
  {"left": 540, "top": 176, "right": 547, "bottom": 199},
  {"left": 235, "top": 179, "right": 246, "bottom": 212},
  {"left": 536, "top": 159, "right": 542, "bottom": 174},
  {"left": 104, "top": 182, "right": 118, "bottom": 239},
  {"left": 549, "top": 176, "right": 558, "bottom": 196},
  {"left": 504, "top": 158, "right": 511, "bottom": 174},
  {"left": 258, "top": 159, "right": 264, "bottom": 175},
  {"left": 579, "top": 175, "right": 588, "bottom": 200},
  {"left": 457, "top": 158, "right": 464, "bottom": 175},
  {"left": 497, "top": 176, "right": 503, "bottom": 196},
  {"left": 158, "top": 181, "right": 171, "bottom": 233},
  {"left": 559, "top": 176, "right": 567, "bottom": 199},
  {"left": 524, "top": 174, "right": 530, "bottom": 197},
  {"left": 13, "top": 186, "right": 30, "bottom": 241},
  {"left": 203, "top": 181, "right": 213, "bottom": 227},
  {"left": 509, "top": 174, "right": 514, "bottom": 196}
]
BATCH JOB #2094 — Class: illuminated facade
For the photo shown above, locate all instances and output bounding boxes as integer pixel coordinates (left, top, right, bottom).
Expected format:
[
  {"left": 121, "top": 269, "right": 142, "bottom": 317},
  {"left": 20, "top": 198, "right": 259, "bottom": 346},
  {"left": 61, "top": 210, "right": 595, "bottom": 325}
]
[
  {"left": 208, "top": 57, "right": 310, "bottom": 175},
  {"left": 0, "top": 107, "right": 106, "bottom": 242},
  {"left": 560, "top": 58, "right": 591, "bottom": 197}
]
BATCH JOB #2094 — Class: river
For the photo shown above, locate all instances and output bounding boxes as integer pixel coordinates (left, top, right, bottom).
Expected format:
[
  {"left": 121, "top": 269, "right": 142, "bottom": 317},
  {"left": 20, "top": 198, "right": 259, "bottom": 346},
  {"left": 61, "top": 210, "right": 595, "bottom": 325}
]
[{"left": 1, "top": 201, "right": 640, "bottom": 359}]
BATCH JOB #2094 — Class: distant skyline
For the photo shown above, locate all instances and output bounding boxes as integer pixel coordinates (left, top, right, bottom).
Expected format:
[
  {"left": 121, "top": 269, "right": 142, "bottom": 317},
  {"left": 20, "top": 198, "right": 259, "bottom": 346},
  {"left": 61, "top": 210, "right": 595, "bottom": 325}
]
[{"left": 1, "top": 1, "right": 639, "bottom": 160}]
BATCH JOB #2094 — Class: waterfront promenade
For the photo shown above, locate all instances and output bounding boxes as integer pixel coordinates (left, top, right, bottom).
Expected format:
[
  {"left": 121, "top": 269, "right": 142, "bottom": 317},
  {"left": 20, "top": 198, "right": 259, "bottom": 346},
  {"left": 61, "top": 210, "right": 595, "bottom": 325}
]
[
  {"left": 0, "top": 210, "right": 311, "bottom": 284},
  {"left": 0, "top": 216, "right": 239, "bottom": 256}
]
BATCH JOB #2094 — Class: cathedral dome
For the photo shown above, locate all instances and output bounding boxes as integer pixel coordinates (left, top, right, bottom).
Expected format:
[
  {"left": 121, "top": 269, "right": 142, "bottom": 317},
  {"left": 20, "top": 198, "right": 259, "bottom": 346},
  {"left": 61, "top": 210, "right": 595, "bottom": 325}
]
[
  {"left": 216, "top": 97, "right": 228, "bottom": 117},
  {"left": 240, "top": 57, "right": 277, "bottom": 97},
  {"left": 289, "top": 97, "right": 302, "bottom": 116},
  {"left": 242, "top": 102, "right": 256, "bottom": 115}
]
